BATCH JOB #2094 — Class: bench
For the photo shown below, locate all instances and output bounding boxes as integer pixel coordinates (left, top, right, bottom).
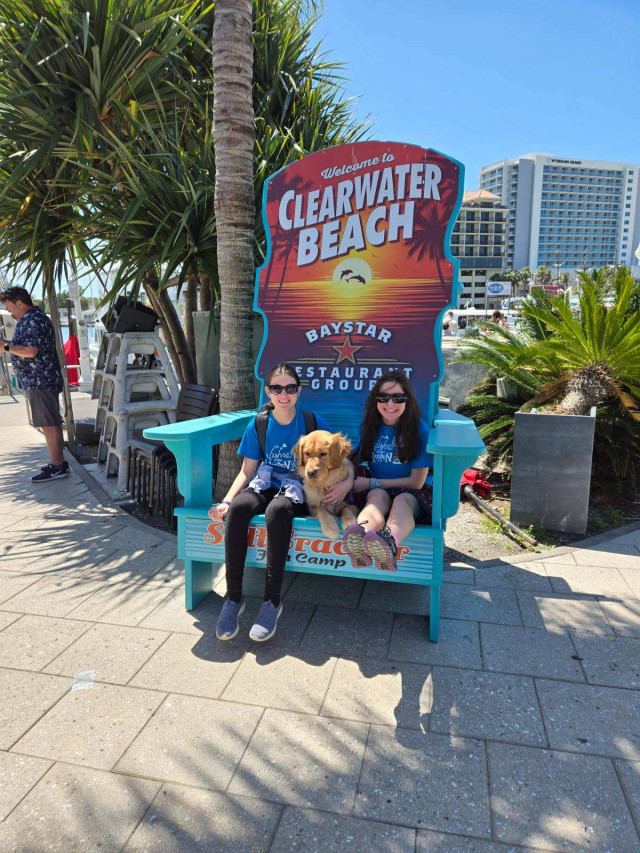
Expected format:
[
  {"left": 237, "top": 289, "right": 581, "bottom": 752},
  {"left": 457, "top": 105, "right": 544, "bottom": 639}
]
[{"left": 145, "top": 141, "right": 485, "bottom": 642}]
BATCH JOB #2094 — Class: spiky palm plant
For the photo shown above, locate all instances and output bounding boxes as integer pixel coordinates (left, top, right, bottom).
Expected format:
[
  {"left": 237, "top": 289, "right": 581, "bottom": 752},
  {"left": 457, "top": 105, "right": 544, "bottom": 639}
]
[{"left": 454, "top": 273, "right": 640, "bottom": 489}]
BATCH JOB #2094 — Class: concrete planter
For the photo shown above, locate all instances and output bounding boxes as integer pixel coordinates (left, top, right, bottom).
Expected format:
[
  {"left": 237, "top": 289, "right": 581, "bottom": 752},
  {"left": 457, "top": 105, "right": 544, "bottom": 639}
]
[{"left": 510, "top": 409, "right": 596, "bottom": 534}]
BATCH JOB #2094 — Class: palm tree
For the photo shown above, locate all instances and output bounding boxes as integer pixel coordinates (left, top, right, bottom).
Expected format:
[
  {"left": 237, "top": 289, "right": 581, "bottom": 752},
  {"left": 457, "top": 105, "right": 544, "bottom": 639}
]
[{"left": 212, "top": 0, "right": 256, "bottom": 496}]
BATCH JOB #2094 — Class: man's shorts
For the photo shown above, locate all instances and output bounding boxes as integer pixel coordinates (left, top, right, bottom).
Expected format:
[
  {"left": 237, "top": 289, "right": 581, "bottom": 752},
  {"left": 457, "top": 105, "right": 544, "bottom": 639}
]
[{"left": 24, "top": 388, "right": 63, "bottom": 428}]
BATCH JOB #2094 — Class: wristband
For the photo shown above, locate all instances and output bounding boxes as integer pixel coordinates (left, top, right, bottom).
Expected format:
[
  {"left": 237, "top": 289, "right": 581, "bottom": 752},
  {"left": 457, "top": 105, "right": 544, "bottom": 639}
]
[{"left": 220, "top": 500, "right": 231, "bottom": 506}]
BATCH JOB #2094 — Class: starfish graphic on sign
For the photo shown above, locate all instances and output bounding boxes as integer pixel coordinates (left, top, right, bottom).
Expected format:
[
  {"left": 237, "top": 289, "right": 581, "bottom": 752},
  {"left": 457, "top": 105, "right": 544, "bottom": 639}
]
[{"left": 331, "top": 334, "right": 362, "bottom": 365}]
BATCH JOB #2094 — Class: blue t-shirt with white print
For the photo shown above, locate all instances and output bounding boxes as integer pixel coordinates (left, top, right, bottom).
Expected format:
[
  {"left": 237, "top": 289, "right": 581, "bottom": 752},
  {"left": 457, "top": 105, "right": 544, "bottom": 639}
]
[
  {"left": 356, "top": 419, "right": 432, "bottom": 480},
  {"left": 238, "top": 409, "right": 331, "bottom": 487}
]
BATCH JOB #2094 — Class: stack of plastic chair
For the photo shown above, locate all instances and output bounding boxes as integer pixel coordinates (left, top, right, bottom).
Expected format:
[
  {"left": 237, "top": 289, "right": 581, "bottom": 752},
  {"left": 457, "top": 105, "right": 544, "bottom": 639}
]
[
  {"left": 92, "top": 331, "right": 179, "bottom": 490},
  {"left": 128, "top": 385, "right": 219, "bottom": 526}
]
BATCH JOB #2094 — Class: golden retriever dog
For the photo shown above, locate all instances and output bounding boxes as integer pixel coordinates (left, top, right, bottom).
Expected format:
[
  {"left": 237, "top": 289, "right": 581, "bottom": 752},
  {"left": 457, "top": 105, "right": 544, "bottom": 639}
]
[{"left": 293, "top": 430, "right": 358, "bottom": 539}]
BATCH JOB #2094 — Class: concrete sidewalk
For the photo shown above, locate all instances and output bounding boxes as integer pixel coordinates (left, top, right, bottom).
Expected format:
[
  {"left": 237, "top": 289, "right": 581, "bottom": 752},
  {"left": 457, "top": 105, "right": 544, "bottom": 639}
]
[{"left": 0, "top": 395, "right": 639, "bottom": 852}]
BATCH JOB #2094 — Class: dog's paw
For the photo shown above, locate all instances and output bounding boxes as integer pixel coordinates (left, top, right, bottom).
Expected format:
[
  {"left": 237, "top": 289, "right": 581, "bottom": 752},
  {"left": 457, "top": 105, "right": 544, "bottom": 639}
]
[{"left": 321, "top": 519, "right": 340, "bottom": 540}]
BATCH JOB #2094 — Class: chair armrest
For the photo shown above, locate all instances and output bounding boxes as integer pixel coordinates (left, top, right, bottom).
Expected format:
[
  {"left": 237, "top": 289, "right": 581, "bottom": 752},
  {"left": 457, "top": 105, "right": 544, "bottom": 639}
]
[
  {"left": 428, "top": 410, "right": 485, "bottom": 523},
  {"left": 143, "top": 409, "right": 257, "bottom": 507}
]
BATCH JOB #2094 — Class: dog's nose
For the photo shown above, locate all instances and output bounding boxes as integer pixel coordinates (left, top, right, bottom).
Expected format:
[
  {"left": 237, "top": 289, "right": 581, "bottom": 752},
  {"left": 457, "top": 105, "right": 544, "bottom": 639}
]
[{"left": 307, "top": 469, "right": 317, "bottom": 479}]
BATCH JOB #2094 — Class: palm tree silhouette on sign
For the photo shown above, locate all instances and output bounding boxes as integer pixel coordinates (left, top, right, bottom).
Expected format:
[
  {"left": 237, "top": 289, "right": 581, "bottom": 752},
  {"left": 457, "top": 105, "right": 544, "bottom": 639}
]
[
  {"left": 264, "top": 171, "right": 313, "bottom": 311},
  {"left": 407, "top": 201, "right": 453, "bottom": 293}
]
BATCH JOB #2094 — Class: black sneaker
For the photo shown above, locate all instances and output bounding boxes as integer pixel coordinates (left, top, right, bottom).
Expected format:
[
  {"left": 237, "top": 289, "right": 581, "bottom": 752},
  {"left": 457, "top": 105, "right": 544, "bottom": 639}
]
[{"left": 32, "top": 463, "right": 69, "bottom": 482}]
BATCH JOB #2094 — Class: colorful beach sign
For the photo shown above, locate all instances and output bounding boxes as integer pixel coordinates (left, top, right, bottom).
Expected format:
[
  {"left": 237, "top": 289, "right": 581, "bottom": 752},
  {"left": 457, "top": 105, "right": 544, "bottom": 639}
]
[{"left": 255, "top": 141, "right": 463, "bottom": 437}]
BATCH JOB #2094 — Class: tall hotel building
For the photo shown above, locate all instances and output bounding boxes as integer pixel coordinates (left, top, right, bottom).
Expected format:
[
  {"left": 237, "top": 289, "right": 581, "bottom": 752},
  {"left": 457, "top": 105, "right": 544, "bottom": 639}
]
[
  {"left": 479, "top": 153, "right": 640, "bottom": 272},
  {"left": 451, "top": 190, "right": 506, "bottom": 307}
]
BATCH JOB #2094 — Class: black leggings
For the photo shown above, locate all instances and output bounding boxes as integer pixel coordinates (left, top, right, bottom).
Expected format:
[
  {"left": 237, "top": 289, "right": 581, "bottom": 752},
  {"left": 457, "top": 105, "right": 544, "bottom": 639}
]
[{"left": 224, "top": 487, "right": 309, "bottom": 602}]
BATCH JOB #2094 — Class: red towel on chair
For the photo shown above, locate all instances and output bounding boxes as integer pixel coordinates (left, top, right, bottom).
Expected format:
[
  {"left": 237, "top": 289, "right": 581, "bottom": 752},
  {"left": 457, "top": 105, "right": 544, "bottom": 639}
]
[
  {"left": 461, "top": 468, "right": 491, "bottom": 499},
  {"left": 63, "top": 333, "right": 81, "bottom": 386}
]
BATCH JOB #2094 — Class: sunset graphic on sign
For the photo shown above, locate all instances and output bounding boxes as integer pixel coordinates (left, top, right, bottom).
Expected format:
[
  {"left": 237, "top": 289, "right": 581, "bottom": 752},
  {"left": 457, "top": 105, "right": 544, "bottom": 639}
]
[{"left": 255, "top": 142, "right": 463, "bottom": 438}]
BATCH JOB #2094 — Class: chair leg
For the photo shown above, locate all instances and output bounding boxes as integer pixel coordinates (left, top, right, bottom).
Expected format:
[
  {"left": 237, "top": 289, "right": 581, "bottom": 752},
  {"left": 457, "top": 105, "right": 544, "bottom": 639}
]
[
  {"left": 184, "top": 558, "right": 213, "bottom": 610},
  {"left": 429, "top": 585, "right": 440, "bottom": 643}
]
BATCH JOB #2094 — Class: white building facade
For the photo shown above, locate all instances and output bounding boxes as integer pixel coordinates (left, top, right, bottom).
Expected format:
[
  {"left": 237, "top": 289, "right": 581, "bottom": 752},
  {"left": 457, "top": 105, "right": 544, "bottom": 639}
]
[
  {"left": 479, "top": 153, "right": 640, "bottom": 273},
  {"left": 451, "top": 190, "right": 506, "bottom": 307}
]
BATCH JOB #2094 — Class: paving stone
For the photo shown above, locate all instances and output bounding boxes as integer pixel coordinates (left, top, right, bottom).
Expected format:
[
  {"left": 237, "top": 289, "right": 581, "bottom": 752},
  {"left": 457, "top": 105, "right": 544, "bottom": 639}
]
[
  {"left": 116, "top": 694, "right": 262, "bottom": 789},
  {"left": 488, "top": 741, "right": 639, "bottom": 852},
  {"left": 416, "top": 832, "right": 533, "bottom": 852},
  {"left": 0, "top": 751, "right": 51, "bottom": 822},
  {"left": 355, "top": 727, "right": 491, "bottom": 836},
  {"left": 270, "top": 807, "right": 416, "bottom": 853},
  {"left": 146, "top": 558, "right": 185, "bottom": 588},
  {"left": 517, "top": 591, "right": 615, "bottom": 637},
  {"left": 125, "top": 785, "right": 282, "bottom": 853},
  {"left": 571, "top": 635, "right": 640, "bottom": 689},
  {"left": 536, "top": 679, "right": 640, "bottom": 759},
  {"left": 598, "top": 599, "right": 640, "bottom": 638},
  {"left": 0, "top": 570, "right": 40, "bottom": 605},
  {"left": 480, "top": 624, "right": 585, "bottom": 680},
  {"left": 285, "top": 572, "right": 363, "bottom": 607},
  {"left": 68, "top": 578, "right": 175, "bottom": 626},
  {"left": 429, "top": 668, "right": 546, "bottom": 746},
  {"left": 130, "top": 632, "right": 246, "bottom": 699},
  {"left": 547, "top": 564, "right": 637, "bottom": 598},
  {"left": 471, "top": 561, "right": 552, "bottom": 592},
  {"left": 138, "top": 588, "right": 228, "bottom": 635},
  {"left": 63, "top": 547, "right": 178, "bottom": 583},
  {"left": 222, "top": 650, "right": 336, "bottom": 713},
  {"left": 97, "top": 524, "right": 165, "bottom": 552},
  {"left": 388, "top": 616, "right": 482, "bottom": 669},
  {"left": 442, "top": 567, "right": 475, "bottom": 584},
  {"left": 615, "top": 760, "right": 640, "bottom": 831},
  {"left": 572, "top": 545, "right": 640, "bottom": 569},
  {"left": 0, "top": 763, "right": 159, "bottom": 853},
  {"left": 14, "top": 682, "right": 164, "bottom": 769},
  {"left": 43, "top": 623, "right": 168, "bottom": 685},
  {"left": 441, "top": 585, "right": 521, "bottom": 625},
  {"left": 619, "top": 568, "right": 640, "bottom": 596},
  {"left": 0, "top": 610, "right": 22, "bottom": 632},
  {"left": 229, "top": 708, "right": 368, "bottom": 811},
  {"left": 1, "top": 574, "right": 108, "bottom": 617},
  {"left": 542, "top": 552, "right": 578, "bottom": 567},
  {"left": 0, "top": 614, "right": 91, "bottom": 671},
  {"left": 298, "top": 605, "right": 393, "bottom": 658},
  {"left": 358, "top": 580, "right": 433, "bottom": 614},
  {"left": 0, "top": 668, "right": 70, "bottom": 749},
  {"left": 320, "top": 657, "right": 431, "bottom": 729}
]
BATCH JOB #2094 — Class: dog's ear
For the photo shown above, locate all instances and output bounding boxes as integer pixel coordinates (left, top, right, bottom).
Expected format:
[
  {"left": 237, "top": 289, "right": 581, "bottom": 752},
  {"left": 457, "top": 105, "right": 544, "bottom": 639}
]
[
  {"left": 292, "top": 436, "right": 306, "bottom": 468},
  {"left": 330, "top": 433, "right": 352, "bottom": 468}
]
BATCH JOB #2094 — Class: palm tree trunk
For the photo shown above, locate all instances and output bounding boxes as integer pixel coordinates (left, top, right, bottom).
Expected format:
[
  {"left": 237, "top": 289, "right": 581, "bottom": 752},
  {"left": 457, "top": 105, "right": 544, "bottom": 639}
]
[
  {"left": 43, "top": 264, "right": 77, "bottom": 456},
  {"left": 212, "top": 0, "right": 256, "bottom": 499},
  {"left": 184, "top": 273, "right": 198, "bottom": 367},
  {"left": 199, "top": 274, "right": 212, "bottom": 313},
  {"left": 144, "top": 282, "right": 184, "bottom": 384}
]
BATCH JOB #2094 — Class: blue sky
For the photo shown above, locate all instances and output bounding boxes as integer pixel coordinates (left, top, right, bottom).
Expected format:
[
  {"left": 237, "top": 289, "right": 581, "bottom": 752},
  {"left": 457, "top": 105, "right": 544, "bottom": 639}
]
[{"left": 318, "top": 0, "right": 639, "bottom": 189}]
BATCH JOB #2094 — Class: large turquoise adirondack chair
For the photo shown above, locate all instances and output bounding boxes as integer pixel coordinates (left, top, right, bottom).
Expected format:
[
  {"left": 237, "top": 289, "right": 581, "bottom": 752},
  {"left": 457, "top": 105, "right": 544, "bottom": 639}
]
[{"left": 145, "top": 141, "right": 484, "bottom": 642}]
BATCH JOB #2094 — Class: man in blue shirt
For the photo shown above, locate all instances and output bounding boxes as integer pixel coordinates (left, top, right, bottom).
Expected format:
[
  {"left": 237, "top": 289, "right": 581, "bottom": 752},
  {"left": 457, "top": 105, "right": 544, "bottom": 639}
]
[{"left": 1, "top": 286, "right": 69, "bottom": 481}]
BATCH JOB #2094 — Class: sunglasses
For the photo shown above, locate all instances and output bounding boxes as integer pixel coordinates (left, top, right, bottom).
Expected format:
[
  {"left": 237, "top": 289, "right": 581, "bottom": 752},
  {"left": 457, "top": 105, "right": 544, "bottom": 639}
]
[
  {"left": 375, "top": 393, "right": 408, "bottom": 404},
  {"left": 268, "top": 383, "right": 299, "bottom": 395}
]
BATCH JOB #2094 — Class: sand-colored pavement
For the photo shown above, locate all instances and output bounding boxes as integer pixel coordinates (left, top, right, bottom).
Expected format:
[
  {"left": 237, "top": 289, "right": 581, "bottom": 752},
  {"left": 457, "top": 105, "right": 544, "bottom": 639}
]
[{"left": 1, "top": 395, "right": 639, "bottom": 852}]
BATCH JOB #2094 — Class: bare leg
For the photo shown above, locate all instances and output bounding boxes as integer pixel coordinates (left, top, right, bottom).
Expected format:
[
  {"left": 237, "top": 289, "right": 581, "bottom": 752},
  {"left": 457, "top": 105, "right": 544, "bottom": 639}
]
[
  {"left": 42, "top": 425, "right": 64, "bottom": 466},
  {"left": 356, "top": 488, "right": 391, "bottom": 533},
  {"left": 385, "top": 493, "right": 419, "bottom": 544}
]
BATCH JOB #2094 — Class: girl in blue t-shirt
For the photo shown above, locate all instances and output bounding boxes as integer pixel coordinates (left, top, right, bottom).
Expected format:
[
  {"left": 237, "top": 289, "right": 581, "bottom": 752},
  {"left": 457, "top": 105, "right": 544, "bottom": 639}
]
[
  {"left": 342, "top": 371, "right": 433, "bottom": 572},
  {"left": 208, "top": 363, "right": 340, "bottom": 642}
]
